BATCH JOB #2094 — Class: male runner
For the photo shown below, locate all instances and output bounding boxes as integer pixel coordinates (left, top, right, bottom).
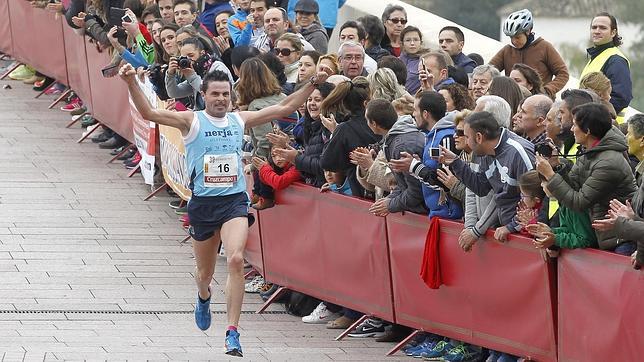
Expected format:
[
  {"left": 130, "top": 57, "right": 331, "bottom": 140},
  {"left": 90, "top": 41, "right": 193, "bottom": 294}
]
[{"left": 118, "top": 63, "right": 329, "bottom": 357}]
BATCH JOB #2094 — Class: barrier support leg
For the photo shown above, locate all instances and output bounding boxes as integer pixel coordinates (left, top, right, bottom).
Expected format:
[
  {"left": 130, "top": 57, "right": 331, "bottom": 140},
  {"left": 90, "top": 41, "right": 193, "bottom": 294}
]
[
  {"left": 77, "top": 122, "right": 102, "bottom": 143},
  {"left": 34, "top": 81, "right": 56, "bottom": 99},
  {"left": 107, "top": 144, "right": 135, "bottom": 164},
  {"left": 66, "top": 112, "right": 89, "bottom": 128},
  {"left": 244, "top": 269, "right": 258, "bottom": 279},
  {"left": 127, "top": 165, "right": 140, "bottom": 178},
  {"left": 180, "top": 234, "right": 192, "bottom": 244},
  {"left": 255, "top": 286, "right": 288, "bottom": 314},
  {"left": 386, "top": 329, "right": 421, "bottom": 356},
  {"left": 0, "top": 62, "right": 21, "bottom": 80},
  {"left": 144, "top": 183, "right": 168, "bottom": 201},
  {"left": 48, "top": 88, "right": 71, "bottom": 109},
  {"left": 335, "top": 314, "right": 370, "bottom": 341}
]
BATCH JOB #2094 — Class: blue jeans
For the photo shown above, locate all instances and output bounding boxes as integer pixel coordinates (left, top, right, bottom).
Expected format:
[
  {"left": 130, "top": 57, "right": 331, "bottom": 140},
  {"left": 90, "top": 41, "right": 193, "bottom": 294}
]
[{"left": 614, "top": 241, "right": 636, "bottom": 256}]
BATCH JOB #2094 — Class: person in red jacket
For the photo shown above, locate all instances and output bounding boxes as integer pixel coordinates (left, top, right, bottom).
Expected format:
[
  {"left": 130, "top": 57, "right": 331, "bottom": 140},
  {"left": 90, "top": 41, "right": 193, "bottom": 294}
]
[{"left": 253, "top": 149, "right": 302, "bottom": 193}]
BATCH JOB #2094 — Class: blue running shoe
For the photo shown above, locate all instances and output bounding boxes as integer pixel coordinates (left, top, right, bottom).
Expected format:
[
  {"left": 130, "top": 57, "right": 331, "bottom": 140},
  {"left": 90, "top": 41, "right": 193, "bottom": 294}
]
[
  {"left": 420, "top": 340, "right": 453, "bottom": 360},
  {"left": 194, "top": 290, "right": 211, "bottom": 331},
  {"left": 225, "top": 329, "right": 243, "bottom": 357},
  {"left": 442, "top": 343, "right": 482, "bottom": 362}
]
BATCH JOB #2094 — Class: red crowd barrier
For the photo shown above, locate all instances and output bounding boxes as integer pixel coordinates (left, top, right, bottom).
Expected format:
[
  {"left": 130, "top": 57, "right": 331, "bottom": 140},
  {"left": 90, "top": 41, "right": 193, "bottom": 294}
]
[
  {"left": 558, "top": 249, "right": 644, "bottom": 361},
  {"left": 0, "top": 0, "right": 13, "bottom": 55},
  {"left": 9, "top": 2, "right": 68, "bottom": 84},
  {"left": 387, "top": 215, "right": 558, "bottom": 361},
  {"left": 84, "top": 41, "right": 134, "bottom": 143},
  {"left": 62, "top": 25, "right": 93, "bottom": 111},
  {"left": 260, "top": 183, "right": 395, "bottom": 322},
  {"left": 244, "top": 175, "right": 265, "bottom": 276}
]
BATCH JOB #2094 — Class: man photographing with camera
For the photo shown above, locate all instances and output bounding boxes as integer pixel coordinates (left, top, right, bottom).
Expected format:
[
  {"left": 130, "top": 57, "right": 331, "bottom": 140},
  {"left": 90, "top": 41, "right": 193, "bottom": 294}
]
[{"left": 119, "top": 62, "right": 329, "bottom": 357}]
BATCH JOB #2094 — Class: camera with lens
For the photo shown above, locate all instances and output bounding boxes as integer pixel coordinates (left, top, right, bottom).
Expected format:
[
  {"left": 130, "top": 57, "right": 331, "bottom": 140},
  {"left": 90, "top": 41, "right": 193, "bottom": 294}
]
[
  {"left": 148, "top": 63, "right": 166, "bottom": 85},
  {"left": 535, "top": 141, "right": 554, "bottom": 158},
  {"left": 177, "top": 56, "right": 192, "bottom": 69}
]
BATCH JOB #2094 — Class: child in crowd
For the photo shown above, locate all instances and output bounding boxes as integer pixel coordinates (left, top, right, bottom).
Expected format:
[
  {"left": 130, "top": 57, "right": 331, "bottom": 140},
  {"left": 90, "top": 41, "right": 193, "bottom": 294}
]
[
  {"left": 523, "top": 174, "right": 598, "bottom": 255},
  {"left": 516, "top": 170, "right": 547, "bottom": 235},
  {"left": 321, "top": 170, "right": 352, "bottom": 196},
  {"left": 253, "top": 148, "right": 302, "bottom": 193}
]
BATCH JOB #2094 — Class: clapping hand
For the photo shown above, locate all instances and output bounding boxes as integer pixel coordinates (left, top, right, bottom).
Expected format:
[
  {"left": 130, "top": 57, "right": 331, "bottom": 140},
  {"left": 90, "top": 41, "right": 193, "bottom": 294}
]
[
  {"left": 388, "top": 151, "right": 418, "bottom": 173},
  {"left": 516, "top": 201, "right": 537, "bottom": 227},
  {"left": 436, "top": 166, "right": 457, "bottom": 189},
  {"left": 320, "top": 113, "right": 338, "bottom": 133},
  {"left": 609, "top": 199, "right": 635, "bottom": 220},
  {"left": 251, "top": 156, "right": 267, "bottom": 170},
  {"left": 266, "top": 129, "right": 290, "bottom": 148},
  {"left": 349, "top": 147, "right": 375, "bottom": 171}
]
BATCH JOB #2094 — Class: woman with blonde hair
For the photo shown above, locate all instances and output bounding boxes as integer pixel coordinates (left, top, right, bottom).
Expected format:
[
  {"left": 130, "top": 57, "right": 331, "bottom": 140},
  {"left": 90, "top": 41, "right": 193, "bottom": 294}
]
[
  {"left": 317, "top": 54, "right": 340, "bottom": 75},
  {"left": 367, "top": 67, "right": 410, "bottom": 103},
  {"left": 236, "top": 58, "right": 286, "bottom": 210}
]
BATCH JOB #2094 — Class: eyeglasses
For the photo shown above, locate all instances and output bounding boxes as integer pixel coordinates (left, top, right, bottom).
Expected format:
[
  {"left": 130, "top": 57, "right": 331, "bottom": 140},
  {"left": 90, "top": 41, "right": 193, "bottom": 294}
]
[
  {"left": 455, "top": 129, "right": 465, "bottom": 137},
  {"left": 273, "top": 48, "right": 294, "bottom": 56},
  {"left": 388, "top": 18, "right": 407, "bottom": 25},
  {"left": 342, "top": 54, "right": 363, "bottom": 62}
]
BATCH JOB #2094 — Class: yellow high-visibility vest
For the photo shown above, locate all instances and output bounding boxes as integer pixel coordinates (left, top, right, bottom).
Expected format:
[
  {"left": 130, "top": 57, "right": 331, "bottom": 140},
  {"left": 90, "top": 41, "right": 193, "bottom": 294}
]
[
  {"left": 579, "top": 46, "right": 630, "bottom": 124},
  {"left": 549, "top": 143, "right": 580, "bottom": 219}
]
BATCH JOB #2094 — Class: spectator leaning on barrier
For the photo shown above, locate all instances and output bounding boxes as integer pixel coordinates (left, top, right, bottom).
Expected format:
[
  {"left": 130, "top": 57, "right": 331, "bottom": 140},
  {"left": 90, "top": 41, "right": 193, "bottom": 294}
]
[
  {"left": 356, "top": 15, "right": 391, "bottom": 62},
  {"left": 320, "top": 77, "right": 381, "bottom": 197},
  {"left": 438, "top": 26, "right": 477, "bottom": 74},
  {"left": 470, "top": 64, "right": 500, "bottom": 101},
  {"left": 537, "top": 103, "right": 636, "bottom": 254},
  {"left": 489, "top": 8, "right": 569, "bottom": 98},
  {"left": 366, "top": 99, "right": 427, "bottom": 216},
  {"left": 581, "top": 12, "right": 632, "bottom": 124},
  {"left": 293, "top": 0, "right": 329, "bottom": 54},
  {"left": 389, "top": 91, "right": 463, "bottom": 219},
  {"left": 442, "top": 111, "right": 535, "bottom": 242},
  {"left": 399, "top": 25, "right": 427, "bottom": 95}
]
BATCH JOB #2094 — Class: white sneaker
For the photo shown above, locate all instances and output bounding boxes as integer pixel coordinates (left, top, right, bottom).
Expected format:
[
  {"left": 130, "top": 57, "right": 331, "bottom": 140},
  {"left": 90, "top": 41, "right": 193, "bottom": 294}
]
[
  {"left": 244, "top": 275, "right": 264, "bottom": 293},
  {"left": 302, "top": 302, "right": 341, "bottom": 324}
]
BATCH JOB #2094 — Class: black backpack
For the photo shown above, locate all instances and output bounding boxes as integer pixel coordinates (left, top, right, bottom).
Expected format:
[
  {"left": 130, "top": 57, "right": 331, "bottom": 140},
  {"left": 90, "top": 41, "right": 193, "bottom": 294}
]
[{"left": 283, "top": 291, "right": 321, "bottom": 317}]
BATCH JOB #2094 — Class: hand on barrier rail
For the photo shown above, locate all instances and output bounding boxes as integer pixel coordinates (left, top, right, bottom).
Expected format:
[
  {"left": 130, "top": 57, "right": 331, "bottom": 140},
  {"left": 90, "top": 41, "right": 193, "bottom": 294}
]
[
  {"left": 458, "top": 228, "right": 478, "bottom": 252},
  {"left": 369, "top": 198, "right": 390, "bottom": 217},
  {"left": 493, "top": 226, "right": 511, "bottom": 243},
  {"left": 631, "top": 251, "right": 641, "bottom": 269}
]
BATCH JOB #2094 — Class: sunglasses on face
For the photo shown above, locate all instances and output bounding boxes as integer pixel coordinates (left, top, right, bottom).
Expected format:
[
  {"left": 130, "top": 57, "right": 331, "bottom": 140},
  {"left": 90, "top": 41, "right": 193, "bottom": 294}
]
[
  {"left": 388, "top": 18, "right": 407, "bottom": 25},
  {"left": 273, "top": 48, "right": 294, "bottom": 56},
  {"left": 455, "top": 129, "right": 465, "bottom": 137}
]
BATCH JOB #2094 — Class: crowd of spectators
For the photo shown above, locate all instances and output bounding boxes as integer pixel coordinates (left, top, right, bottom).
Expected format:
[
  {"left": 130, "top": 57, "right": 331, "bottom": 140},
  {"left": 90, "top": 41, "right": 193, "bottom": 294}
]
[{"left": 8, "top": 1, "right": 641, "bottom": 361}]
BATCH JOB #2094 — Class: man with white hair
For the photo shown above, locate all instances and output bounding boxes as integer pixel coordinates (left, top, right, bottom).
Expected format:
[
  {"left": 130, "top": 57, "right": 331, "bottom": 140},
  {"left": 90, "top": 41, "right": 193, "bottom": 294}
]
[
  {"left": 474, "top": 95, "right": 511, "bottom": 128},
  {"left": 471, "top": 65, "right": 500, "bottom": 101},
  {"left": 338, "top": 41, "right": 370, "bottom": 79}
]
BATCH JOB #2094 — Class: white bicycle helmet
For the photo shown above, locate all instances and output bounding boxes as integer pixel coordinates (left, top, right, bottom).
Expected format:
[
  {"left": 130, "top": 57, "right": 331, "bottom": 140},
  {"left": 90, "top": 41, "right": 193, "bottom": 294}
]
[{"left": 503, "top": 9, "right": 533, "bottom": 37}]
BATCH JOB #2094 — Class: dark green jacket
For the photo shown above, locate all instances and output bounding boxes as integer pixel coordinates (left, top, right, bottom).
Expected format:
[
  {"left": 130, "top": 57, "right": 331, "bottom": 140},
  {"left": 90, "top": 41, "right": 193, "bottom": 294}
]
[
  {"left": 553, "top": 205, "right": 597, "bottom": 249},
  {"left": 547, "top": 126, "right": 636, "bottom": 250}
]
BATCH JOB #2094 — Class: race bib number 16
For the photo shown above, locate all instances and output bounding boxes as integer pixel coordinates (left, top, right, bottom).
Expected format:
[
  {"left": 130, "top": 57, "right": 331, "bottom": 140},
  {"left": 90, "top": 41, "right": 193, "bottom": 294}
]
[{"left": 204, "top": 154, "right": 238, "bottom": 188}]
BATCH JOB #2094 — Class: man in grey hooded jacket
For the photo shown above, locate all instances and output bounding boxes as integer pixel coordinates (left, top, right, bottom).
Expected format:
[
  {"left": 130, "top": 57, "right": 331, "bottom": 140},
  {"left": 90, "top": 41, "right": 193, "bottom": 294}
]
[{"left": 365, "top": 99, "right": 427, "bottom": 216}]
